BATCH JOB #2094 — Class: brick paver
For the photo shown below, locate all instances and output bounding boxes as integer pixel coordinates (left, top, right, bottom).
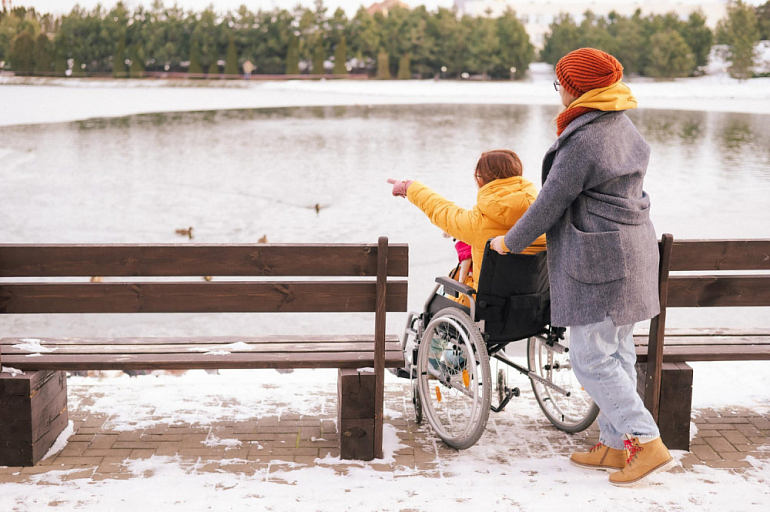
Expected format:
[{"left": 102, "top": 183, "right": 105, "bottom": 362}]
[{"left": 0, "top": 381, "right": 767, "bottom": 486}]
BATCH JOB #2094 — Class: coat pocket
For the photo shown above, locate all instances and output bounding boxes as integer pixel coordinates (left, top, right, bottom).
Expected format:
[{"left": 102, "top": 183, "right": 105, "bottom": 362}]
[{"left": 564, "top": 224, "right": 628, "bottom": 284}]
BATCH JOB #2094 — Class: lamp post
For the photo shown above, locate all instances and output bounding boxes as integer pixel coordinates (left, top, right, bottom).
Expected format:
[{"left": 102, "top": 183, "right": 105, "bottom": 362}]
[
  {"left": 510, "top": 66, "right": 517, "bottom": 80},
  {"left": 440, "top": 65, "right": 447, "bottom": 79}
]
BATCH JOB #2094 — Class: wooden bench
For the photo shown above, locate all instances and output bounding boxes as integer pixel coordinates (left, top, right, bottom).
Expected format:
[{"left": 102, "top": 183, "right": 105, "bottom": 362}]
[
  {"left": 0, "top": 238, "right": 408, "bottom": 466},
  {"left": 635, "top": 235, "right": 770, "bottom": 449}
]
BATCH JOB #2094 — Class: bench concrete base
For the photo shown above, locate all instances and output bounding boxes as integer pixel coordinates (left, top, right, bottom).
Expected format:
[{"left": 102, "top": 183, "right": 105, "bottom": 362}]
[
  {"left": 636, "top": 362, "right": 693, "bottom": 451},
  {"left": 0, "top": 370, "right": 68, "bottom": 466},
  {"left": 338, "top": 368, "right": 376, "bottom": 461}
]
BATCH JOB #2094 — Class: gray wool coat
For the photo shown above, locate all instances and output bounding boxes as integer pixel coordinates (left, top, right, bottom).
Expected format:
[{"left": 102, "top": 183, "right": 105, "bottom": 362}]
[{"left": 503, "top": 110, "right": 660, "bottom": 327}]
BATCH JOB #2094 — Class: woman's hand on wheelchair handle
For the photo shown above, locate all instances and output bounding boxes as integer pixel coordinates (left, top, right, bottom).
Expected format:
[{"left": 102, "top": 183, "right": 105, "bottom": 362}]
[
  {"left": 490, "top": 235, "right": 508, "bottom": 255},
  {"left": 387, "top": 178, "right": 413, "bottom": 198}
]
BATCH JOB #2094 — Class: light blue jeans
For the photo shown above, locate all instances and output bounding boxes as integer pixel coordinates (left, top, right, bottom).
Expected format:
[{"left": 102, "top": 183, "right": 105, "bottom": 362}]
[{"left": 570, "top": 316, "right": 660, "bottom": 450}]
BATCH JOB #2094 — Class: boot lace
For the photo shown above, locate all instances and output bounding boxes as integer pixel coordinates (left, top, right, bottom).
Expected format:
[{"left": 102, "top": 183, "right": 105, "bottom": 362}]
[
  {"left": 588, "top": 442, "right": 603, "bottom": 453},
  {"left": 624, "top": 439, "right": 643, "bottom": 465}
]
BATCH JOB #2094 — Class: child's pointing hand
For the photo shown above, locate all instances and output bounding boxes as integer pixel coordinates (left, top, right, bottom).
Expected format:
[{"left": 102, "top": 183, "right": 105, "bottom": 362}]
[{"left": 387, "top": 179, "right": 413, "bottom": 198}]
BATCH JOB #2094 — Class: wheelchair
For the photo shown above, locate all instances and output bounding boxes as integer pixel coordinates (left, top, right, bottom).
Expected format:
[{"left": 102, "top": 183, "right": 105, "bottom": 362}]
[{"left": 394, "top": 242, "right": 599, "bottom": 450}]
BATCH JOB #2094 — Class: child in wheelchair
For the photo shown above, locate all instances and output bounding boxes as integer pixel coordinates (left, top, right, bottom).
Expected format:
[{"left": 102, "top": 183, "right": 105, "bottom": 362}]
[
  {"left": 389, "top": 149, "right": 547, "bottom": 372},
  {"left": 388, "top": 148, "right": 546, "bottom": 295}
]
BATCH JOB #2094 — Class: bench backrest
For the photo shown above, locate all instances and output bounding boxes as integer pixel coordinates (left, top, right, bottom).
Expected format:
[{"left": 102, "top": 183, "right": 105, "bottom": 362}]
[
  {"left": 643, "top": 235, "right": 770, "bottom": 419},
  {"left": 0, "top": 239, "right": 408, "bottom": 314}
]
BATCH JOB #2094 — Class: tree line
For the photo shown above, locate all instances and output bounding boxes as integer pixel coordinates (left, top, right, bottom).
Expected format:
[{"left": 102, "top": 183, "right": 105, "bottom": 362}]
[
  {"left": 0, "top": 1, "right": 533, "bottom": 79},
  {"left": 543, "top": 0, "right": 768, "bottom": 79},
  {"left": 1, "top": 0, "right": 768, "bottom": 80}
]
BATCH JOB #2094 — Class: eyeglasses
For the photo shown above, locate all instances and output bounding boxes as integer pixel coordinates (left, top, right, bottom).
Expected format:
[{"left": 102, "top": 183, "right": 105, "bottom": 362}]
[{"left": 553, "top": 79, "right": 560, "bottom": 92}]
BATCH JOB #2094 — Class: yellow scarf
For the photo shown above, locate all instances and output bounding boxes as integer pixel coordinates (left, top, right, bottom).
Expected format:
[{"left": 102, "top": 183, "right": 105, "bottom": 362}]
[
  {"left": 568, "top": 80, "right": 637, "bottom": 111},
  {"left": 557, "top": 80, "right": 637, "bottom": 135}
]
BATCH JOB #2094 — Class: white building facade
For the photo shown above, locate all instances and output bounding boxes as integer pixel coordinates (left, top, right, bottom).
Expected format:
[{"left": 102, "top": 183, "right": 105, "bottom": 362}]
[{"left": 454, "top": 0, "right": 729, "bottom": 49}]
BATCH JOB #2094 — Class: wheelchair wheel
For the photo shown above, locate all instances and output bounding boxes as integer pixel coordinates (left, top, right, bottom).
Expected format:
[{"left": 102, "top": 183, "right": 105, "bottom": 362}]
[
  {"left": 416, "top": 308, "right": 491, "bottom": 450},
  {"left": 527, "top": 335, "right": 599, "bottom": 433}
]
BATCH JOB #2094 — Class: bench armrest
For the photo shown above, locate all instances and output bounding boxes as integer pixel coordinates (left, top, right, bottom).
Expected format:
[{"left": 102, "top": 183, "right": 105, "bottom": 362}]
[{"left": 435, "top": 276, "right": 476, "bottom": 299}]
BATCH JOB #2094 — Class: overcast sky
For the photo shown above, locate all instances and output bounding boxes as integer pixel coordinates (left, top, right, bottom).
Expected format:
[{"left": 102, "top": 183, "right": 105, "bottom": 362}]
[{"left": 18, "top": 0, "right": 767, "bottom": 17}]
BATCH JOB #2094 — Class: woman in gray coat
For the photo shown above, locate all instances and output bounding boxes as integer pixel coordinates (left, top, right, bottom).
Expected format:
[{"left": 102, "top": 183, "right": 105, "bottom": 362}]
[{"left": 491, "top": 48, "right": 675, "bottom": 486}]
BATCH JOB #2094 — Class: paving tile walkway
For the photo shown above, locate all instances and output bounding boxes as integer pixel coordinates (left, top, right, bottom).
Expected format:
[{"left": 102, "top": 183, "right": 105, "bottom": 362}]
[{"left": 1, "top": 381, "right": 768, "bottom": 485}]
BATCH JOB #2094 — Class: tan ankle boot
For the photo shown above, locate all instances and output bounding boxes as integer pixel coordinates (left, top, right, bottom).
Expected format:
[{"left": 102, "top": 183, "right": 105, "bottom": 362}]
[
  {"left": 570, "top": 442, "right": 626, "bottom": 472},
  {"left": 609, "top": 437, "right": 676, "bottom": 486}
]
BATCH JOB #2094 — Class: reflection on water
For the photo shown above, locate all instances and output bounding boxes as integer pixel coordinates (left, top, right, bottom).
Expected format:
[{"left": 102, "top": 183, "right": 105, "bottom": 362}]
[{"left": 1, "top": 104, "right": 768, "bottom": 335}]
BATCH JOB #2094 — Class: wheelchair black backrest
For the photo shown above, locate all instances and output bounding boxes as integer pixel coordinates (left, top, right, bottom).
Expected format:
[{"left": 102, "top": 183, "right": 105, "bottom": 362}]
[{"left": 475, "top": 242, "right": 550, "bottom": 343}]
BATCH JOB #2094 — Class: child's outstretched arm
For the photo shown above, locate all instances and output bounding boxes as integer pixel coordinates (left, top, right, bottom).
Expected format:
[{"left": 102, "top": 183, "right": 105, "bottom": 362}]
[{"left": 388, "top": 179, "right": 478, "bottom": 245}]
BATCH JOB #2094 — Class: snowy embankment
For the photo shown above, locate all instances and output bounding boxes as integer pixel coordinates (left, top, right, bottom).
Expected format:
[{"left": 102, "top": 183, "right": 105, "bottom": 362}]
[{"left": 1, "top": 72, "right": 769, "bottom": 128}]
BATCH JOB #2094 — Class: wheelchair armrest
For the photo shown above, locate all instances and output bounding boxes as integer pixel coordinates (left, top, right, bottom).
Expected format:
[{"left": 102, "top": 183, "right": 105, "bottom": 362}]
[{"left": 435, "top": 276, "right": 476, "bottom": 299}]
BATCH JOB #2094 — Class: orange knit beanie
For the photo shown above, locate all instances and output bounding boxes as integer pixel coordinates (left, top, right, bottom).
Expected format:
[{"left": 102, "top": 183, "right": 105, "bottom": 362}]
[{"left": 555, "top": 48, "right": 624, "bottom": 98}]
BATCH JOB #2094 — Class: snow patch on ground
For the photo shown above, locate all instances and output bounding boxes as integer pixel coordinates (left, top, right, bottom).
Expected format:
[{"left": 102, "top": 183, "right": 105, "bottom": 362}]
[
  {"left": 0, "top": 361, "right": 767, "bottom": 510},
  {"left": 691, "top": 361, "right": 770, "bottom": 412},
  {"left": 1, "top": 451, "right": 768, "bottom": 511},
  {"left": 202, "top": 435, "right": 242, "bottom": 449},
  {"left": 41, "top": 421, "right": 74, "bottom": 461},
  {"left": 66, "top": 369, "right": 340, "bottom": 431}
]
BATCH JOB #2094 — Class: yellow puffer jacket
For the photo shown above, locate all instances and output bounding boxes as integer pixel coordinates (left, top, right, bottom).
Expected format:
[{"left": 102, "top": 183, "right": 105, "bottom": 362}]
[{"left": 407, "top": 176, "right": 547, "bottom": 292}]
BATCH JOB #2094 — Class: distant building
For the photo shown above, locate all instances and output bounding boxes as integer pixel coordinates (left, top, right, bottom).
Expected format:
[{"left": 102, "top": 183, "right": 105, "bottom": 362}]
[
  {"left": 454, "top": 0, "right": 728, "bottom": 49},
  {"left": 367, "top": 0, "right": 409, "bottom": 16}
]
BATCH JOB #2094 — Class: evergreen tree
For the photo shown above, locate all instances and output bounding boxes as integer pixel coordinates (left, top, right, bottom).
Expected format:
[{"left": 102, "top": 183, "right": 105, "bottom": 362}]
[
  {"left": 717, "top": 0, "right": 760, "bottom": 79},
  {"left": 333, "top": 36, "right": 347, "bottom": 74},
  {"left": 466, "top": 15, "right": 499, "bottom": 78},
  {"left": 397, "top": 53, "right": 411, "bottom": 79},
  {"left": 286, "top": 36, "right": 300, "bottom": 75},
  {"left": 495, "top": 8, "right": 534, "bottom": 79},
  {"left": 207, "top": 60, "right": 219, "bottom": 76},
  {"left": 312, "top": 42, "right": 325, "bottom": 75},
  {"left": 225, "top": 35, "right": 238, "bottom": 75},
  {"left": 644, "top": 30, "right": 695, "bottom": 78},
  {"left": 188, "top": 40, "right": 202, "bottom": 75},
  {"left": 129, "top": 44, "right": 144, "bottom": 78},
  {"left": 33, "top": 33, "right": 52, "bottom": 74},
  {"left": 10, "top": 31, "right": 34, "bottom": 73},
  {"left": 113, "top": 38, "right": 126, "bottom": 78},
  {"left": 682, "top": 11, "right": 713, "bottom": 70},
  {"left": 376, "top": 50, "right": 391, "bottom": 79},
  {"left": 607, "top": 12, "right": 645, "bottom": 75},
  {"left": 54, "top": 55, "right": 67, "bottom": 75},
  {"left": 757, "top": 1, "right": 770, "bottom": 40},
  {"left": 72, "top": 56, "right": 84, "bottom": 77},
  {"left": 541, "top": 14, "right": 581, "bottom": 65}
]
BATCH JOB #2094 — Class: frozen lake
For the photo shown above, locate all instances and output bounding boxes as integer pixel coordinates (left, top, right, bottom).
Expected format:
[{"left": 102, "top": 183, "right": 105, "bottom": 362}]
[{"left": 1, "top": 103, "right": 769, "bottom": 338}]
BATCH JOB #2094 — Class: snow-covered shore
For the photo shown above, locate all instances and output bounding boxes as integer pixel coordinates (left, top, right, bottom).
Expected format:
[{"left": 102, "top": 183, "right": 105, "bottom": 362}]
[{"left": 1, "top": 73, "right": 769, "bottom": 128}]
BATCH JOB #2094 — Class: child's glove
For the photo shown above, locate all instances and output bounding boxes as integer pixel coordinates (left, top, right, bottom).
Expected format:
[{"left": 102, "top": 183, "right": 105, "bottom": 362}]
[
  {"left": 455, "top": 241, "right": 472, "bottom": 262},
  {"left": 387, "top": 179, "right": 413, "bottom": 198}
]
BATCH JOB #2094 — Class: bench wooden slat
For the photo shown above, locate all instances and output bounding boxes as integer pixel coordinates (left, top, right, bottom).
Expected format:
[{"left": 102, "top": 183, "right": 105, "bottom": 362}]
[
  {"left": 0, "top": 351, "right": 406, "bottom": 371},
  {"left": 636, "top": 344, "right": 770, "bottom": 363},
  {"left": 667, "top": 275, "right": 770, "bottom": 308},
  {"left": 634, "top": 335, "right": 770, "bottom": 346},
  {"left": 670, "top": 239, "right": 770, "bottom": 271},
  {"left": 0, "top": 335, "right": 400, "bottom": 346},
  {"left": 0, "top": 281, "right": 408, "bottom": 314},
  {"left": 0, "top": 244, "right": 409, "bottom": 277},
  {"left": 2, "top": 342, "right": 403, "bottom": 355},
  {"left": 634, "top": 328, "right": 770, "bottom": 337}
]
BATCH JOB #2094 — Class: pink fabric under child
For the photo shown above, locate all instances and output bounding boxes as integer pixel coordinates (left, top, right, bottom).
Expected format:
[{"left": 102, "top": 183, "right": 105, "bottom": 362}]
[{"left": 455, "top": 241, "right": 472, "bottom": 262}]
